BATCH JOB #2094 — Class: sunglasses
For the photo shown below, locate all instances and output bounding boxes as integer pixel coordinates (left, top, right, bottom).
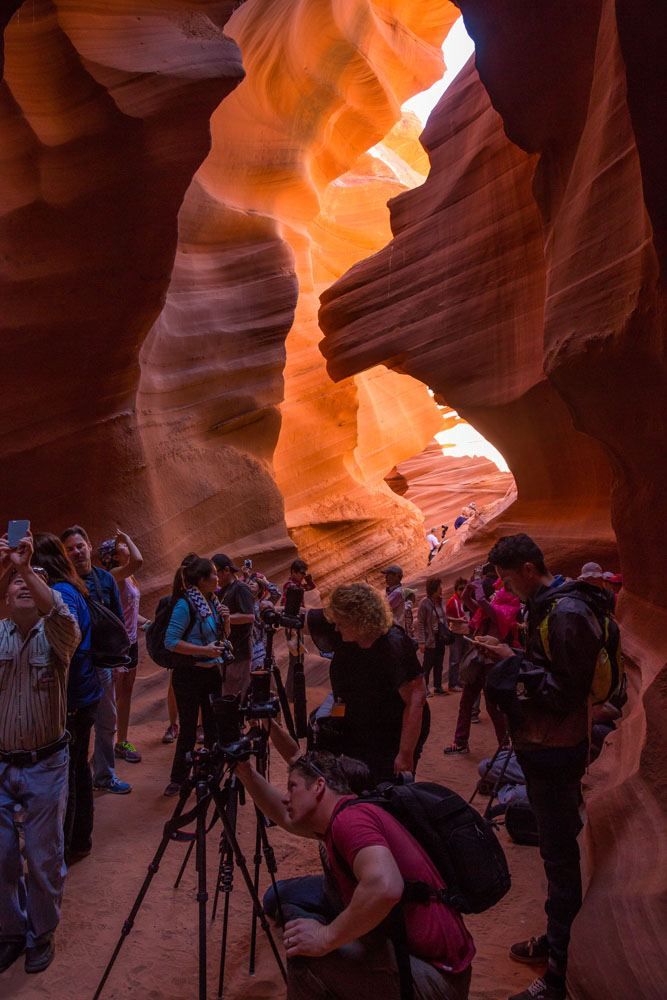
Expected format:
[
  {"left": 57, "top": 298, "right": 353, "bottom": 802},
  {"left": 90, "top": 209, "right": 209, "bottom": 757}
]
[{"left": 293, "top": 753, "right": 328, "bottom": 782}]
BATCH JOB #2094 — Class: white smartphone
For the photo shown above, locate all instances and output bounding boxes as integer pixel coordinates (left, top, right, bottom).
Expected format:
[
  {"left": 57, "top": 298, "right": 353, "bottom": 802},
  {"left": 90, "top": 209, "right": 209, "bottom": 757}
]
[{"left": 8, "top": 519, "right": 30, "bottom": 549}]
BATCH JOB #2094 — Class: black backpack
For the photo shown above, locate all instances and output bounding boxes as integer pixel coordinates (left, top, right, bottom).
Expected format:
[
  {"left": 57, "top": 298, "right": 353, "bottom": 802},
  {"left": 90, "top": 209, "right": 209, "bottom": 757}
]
[
  {"left": 87, "top": 569, "right": 131, "bottom": 669},
  {"left": 145, "top": 595, "right": 197, "bottom": 670},
  {"left": 334, "top": 780, "right": 510, "bottom": 914}
]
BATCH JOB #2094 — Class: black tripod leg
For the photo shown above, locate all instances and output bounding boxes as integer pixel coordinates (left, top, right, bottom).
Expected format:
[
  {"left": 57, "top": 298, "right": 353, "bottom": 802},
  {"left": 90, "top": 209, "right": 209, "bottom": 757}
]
[
  {"left": 92, "top": 783, "right": 193, "bottom": 1000},
  {"left": 175, "top": 805, "right": 221, "bottom": 890},
  {"left": 468, "top": 740, "right": 505, "bottom": 805},
  {"left": 194, "top": 777, "right": 211, "bottom": 1000},
  {"left": 271, "top": 659, "right": 298, "bottom": 742},
  {"left": 212, "top": 781, "right": 235, "bottom": 921},
  {"left": 210, "top": 787, "right": 287, "bottom": 1000},
  {"left": 483, "top": 742, "right": 514, "bottom": 820},
  {"left": 248, "top": 813, "right": 263, "bottom": 975}
]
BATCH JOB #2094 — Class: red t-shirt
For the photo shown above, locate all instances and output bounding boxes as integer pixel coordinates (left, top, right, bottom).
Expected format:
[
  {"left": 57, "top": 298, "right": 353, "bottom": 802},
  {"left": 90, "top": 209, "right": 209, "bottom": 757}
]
[{"left": 325, "top": 797, "right": 475, "bottom": 974}]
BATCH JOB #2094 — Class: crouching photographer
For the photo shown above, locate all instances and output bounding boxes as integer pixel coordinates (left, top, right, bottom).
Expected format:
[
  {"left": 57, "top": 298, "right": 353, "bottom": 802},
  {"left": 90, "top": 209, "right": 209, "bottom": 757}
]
[{"left": 234, "top": 749, "right": 473, "bottom": 1000}]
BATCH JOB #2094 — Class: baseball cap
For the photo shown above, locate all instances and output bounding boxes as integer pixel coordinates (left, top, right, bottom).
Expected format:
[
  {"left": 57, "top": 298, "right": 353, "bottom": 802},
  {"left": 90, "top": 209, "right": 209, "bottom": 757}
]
[
  {"left": 382, "top": 565, "right": 403, "bottom": 578},
  {"left": 579, "top": 561, "right": 604, "bottom": 580},
  {"left": 211, "top": 553, "right": 240, "bottom": 573}
]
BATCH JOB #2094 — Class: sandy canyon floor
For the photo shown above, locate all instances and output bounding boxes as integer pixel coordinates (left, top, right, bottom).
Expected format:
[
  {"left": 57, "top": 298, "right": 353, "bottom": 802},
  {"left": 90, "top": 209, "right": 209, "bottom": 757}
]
[{"left": 2, "top": 657, "right": 548, "bottom": 1000}]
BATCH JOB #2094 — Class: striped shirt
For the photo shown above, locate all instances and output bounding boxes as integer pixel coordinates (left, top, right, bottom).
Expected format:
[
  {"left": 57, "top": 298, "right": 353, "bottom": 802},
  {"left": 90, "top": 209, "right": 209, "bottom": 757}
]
[{"left": 0, "top": 590, "right": 81, "bottom": 753}]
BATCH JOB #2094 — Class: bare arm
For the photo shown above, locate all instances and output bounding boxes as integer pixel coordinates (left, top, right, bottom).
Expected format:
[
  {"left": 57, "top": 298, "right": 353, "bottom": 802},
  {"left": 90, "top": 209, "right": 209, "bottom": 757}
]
[
  {"left": 285, "top": 846, "right": 403, "bottom": 958},
  {"left": 234, "top": 760, "right": 317, "bottom": 838},
  {"left": 395, "top": 675, "right": 426, "bottom": 774},
  {"left": 110, "top": 530, "right": 143, "bottom": 582},
  {"left": 266, "top": 718, "right": 300, "bottom": 764}
]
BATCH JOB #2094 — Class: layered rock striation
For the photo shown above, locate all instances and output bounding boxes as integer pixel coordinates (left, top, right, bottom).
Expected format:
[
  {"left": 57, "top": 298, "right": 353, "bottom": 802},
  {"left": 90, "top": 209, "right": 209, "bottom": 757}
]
[{"left": 320, "top": 2, "right": 667, "bottom": 995}]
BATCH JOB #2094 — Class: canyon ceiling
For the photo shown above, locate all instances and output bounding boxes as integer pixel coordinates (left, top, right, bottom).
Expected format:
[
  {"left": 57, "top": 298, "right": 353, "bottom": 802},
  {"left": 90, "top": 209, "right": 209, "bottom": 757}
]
[{"left": 1, "top": 2, "right": 665, "bottom": 997}]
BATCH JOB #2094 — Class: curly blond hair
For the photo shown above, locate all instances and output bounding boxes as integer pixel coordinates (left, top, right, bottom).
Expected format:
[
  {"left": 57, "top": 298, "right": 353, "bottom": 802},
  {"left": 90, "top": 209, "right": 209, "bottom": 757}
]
[{"left": 326, "top": 582, "right": 393, "bottom": 642}]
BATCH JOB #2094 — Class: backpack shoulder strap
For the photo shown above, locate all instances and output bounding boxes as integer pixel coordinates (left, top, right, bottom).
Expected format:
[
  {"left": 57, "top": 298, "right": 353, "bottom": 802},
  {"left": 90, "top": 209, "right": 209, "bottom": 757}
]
[{"left": 90, "top": 567, "right": 104, "bottom": 604}]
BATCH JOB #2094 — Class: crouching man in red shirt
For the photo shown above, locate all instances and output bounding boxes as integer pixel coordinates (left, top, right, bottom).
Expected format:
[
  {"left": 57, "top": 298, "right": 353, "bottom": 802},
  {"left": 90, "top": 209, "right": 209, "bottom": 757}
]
[{"left": 235, "top": 751, "right": 474, "bottom": 999}]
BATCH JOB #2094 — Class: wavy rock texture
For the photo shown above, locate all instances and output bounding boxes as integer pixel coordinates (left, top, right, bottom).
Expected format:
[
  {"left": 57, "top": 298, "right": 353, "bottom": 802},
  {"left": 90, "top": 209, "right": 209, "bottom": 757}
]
[
  {"left": 169, "top": 0, "right": 460, "bottom": 589},
  {"left": 2, "top": 0, "right": 458, "bottom": 594},
  {"left": 0, "top": 0, "right": 245, "bottom": 585},
  {"left": 320, "top": 1, "right": 666, "bottom": 995}
]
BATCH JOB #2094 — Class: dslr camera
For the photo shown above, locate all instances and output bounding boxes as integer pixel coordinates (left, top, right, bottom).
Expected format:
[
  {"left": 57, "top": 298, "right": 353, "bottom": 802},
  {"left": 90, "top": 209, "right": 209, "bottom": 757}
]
[
  {"left": 209, "top": 670, "right": 280, "bottom": 761},
  {"left": 260, "top": 585, "right": 304, "bottom": 630}
]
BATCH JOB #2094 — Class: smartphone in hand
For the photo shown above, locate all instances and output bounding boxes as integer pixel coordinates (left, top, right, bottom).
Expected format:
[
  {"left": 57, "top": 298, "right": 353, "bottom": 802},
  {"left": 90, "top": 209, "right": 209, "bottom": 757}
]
[{"left": 8, "top": 520, "right": 30, "bottom": 549}]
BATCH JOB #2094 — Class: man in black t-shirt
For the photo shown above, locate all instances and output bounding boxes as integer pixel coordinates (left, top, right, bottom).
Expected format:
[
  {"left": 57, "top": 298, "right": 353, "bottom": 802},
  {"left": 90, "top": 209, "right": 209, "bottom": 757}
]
[
  {"left": 212, "top": 553, "right": 255, "bottom": 697},
  {"left": 306, "top": 583, "right": 429, "bottom": 785}
]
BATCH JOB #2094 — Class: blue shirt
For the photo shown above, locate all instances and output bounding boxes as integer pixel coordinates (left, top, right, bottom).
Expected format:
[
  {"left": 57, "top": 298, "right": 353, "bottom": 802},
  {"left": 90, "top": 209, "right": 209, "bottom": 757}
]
[
  {"left": 83, "top": 567, "right": 123, "bottom": 619},
  {"left": 165, "top": 597, "right": 223, "bottom": 665},
  {"left": 53, "top": 582, "right": 103, "bottom": 709}
]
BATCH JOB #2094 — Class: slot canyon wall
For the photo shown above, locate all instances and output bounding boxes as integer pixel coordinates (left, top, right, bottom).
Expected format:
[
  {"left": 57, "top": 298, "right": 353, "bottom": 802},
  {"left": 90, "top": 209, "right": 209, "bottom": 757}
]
[
  {"left": 1, "top": 0, "right": 459, "bottom": 596},
  {"left": 320, "top": 1, "right": 666, "bottom": 996}
]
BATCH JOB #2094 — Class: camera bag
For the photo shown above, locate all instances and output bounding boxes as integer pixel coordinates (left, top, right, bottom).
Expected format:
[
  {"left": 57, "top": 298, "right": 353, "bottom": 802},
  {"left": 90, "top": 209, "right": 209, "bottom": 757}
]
[
  {"left": 333, "top": 780, "right": 510, "bottom": 914},
  {"left": 86, "top": 568, "right": 131, "bottom": 669},
  {"left": 146, "top": 595, "right": 198, "bottom": 669}
]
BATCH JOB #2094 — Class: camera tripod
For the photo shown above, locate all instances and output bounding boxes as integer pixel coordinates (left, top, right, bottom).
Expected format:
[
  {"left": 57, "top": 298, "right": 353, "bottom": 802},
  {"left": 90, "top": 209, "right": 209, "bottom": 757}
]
[
  {"left": 468, "top": 735, "right": 514, "bottom": 822},
  {"left": 261, "top": 619, "right": 308, "bottom": 740},
  {"left": 92, "top": 745, "right": 286, "bottom": 1000}
]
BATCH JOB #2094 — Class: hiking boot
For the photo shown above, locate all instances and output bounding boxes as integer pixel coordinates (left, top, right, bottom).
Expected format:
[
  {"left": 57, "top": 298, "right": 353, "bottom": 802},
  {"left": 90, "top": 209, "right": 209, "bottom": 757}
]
[
  {"left": 164, "top": 781, "right": 181, "bottom": 797},
  {"left": 510, "top": 935, "right": 549, "bottom": 965},
  {"left": 448, "top": 685, "right": 463, "bottom": 692},
  {"left": 25, "top": 934, "right": 55, "bottom": 975},
  {"left": 115, "top": 740, "right": 142, "bottom": 763},
  {"left": 443, "top": 742, "right": 469, "bottom": 755},
  {"left": 94, "top": 776, "right": 132, "bottom": 794},
  {"left": 507, "top": 976, "right": 565, "bottom": 1000},
  {"left": 0, "top": 938, "right": 25, "bottom": 973},
  {"left": 433, "top": 687, "right": 449, "bottom": 695},
  {"left": 162, "top": 724, "right": 179, "bottom": 744}
]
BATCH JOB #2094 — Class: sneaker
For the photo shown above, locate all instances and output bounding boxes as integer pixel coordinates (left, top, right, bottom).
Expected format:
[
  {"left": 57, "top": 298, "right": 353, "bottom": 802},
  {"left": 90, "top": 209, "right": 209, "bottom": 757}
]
[
  {"left": 25, "top": 934, "right": 55, "bottom": 975},
  {"left": 471, "top": 715, "right": 481, "bottom": 724},
  {"left": 162, "top": 724, "right": 179, "bottom": 744},
  {"left": 164, "top": 781, "right": 181, "bottom": 797},
  {"left": 448, "top": 685, "right": 463, "bottom": 692},
  {"left": 94, "top": 776, "right": 132, "bottom": 794},
  {"left": 443, "top": 742, "right": 470, "bottom": 755},
  {"left": 196, "top": 726, "right": 205, "bottom": 744},
  {"left": 510, "top": 935, "right": 549, "bottom": 965},
  {"left": 433, "top": 687, "right": 449, "bottom": 695},
  {"left": 508, "top": 976, "right": 565, "bottom": 1000},
  {"left": 115, "top": 740, "right": 142, "bottom": 763}
]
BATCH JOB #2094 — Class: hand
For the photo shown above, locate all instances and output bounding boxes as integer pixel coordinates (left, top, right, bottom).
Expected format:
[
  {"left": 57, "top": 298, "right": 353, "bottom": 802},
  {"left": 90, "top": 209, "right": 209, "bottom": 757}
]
[
  {"left": 200, "top": 643, "right": 223, "bottom": 662},
  {"left": 475, "top": 639, "right": 514, "bottom": 661},
  {"left": 0, "top": 536, "right": 12, "bottom": 573},
  {"left": 393, "top": 750, "right": 414, "bottom": 775},
  {"left": 218, "top": 603, "right": 231, "bottom": 619},
  {"left": 10, "top": 532, "right": 34, "bottom": 569},
  {"left": 115, "top": 528, "right": 130, "bottom": 543},
  {"left": 283, "top": 918, "right": 332, "bottom": 959}
]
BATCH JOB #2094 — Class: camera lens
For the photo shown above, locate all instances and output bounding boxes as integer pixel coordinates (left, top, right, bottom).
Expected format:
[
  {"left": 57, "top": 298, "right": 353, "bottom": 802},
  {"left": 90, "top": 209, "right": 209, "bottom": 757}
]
[
  {"left": 210, "top": 694, "right": 242, "bottom": 745},
  {"left": 249, "top": 670, "right": 271, "bottom": 703}
]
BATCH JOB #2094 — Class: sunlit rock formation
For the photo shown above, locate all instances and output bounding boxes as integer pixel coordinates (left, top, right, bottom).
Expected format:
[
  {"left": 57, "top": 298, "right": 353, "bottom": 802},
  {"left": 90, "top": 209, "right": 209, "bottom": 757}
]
[
  {"left": 2, "top": 0, "right": 459, "bottom": 593},
  {"left": 152, "top": 0, "right": 459, "bottom": 588},
  {"left": 320, "top": 1, "right": 667, "bottom": 995}
]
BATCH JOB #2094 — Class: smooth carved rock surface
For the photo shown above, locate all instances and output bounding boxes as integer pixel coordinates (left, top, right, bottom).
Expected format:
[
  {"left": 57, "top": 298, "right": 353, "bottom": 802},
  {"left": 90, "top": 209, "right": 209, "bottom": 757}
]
[
  {"left": 2, "top": 0, "right": 458, "bottom": 594},
  {"left": 320, "top": 2, "right": 666, "bottom": 996},
  {"left": 0, "top": 0, "right": 245, "bottom": 589},
  {"left": 167, "top": 0, "right": 460, "bottom": 589}
]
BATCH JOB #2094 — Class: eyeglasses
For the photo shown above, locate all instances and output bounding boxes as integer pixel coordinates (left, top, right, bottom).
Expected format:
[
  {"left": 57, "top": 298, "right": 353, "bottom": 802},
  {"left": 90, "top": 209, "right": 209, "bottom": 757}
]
[{"left": 293, "top": 753, "right": 327, "bottom": 782}]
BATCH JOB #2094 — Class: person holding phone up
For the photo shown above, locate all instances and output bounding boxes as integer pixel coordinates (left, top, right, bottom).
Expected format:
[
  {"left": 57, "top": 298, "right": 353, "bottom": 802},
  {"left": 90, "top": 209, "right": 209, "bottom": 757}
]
[{"left": 0, "top": 531, "right": 81, "bottom": 975}]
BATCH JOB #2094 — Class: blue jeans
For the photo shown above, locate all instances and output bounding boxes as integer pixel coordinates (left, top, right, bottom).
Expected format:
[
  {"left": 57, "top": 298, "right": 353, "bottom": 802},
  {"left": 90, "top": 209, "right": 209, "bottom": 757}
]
[
  {"left": 93, "top": 667, "right": 118, "bottom": 783},
  {"left": 0, "top": 747, "right": 69, "bottom": 946}
]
